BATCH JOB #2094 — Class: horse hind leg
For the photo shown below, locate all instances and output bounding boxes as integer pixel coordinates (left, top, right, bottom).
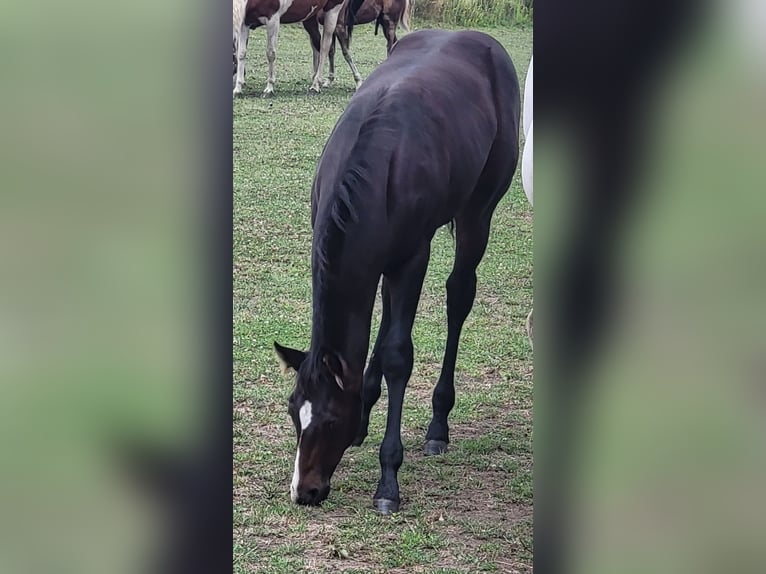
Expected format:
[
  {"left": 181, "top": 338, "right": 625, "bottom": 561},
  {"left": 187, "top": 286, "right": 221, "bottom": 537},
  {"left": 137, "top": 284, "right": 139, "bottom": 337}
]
[
  {"left": 303, "top": 17, "right": 322, "bottom": 78},
  {"left": 323, "top": 34, "right": 337, "bottom": 88},
  {"left": 373, "top": 244, "right": 431, "bottom": 514},
  {"left": 424, "top": 218, "right": 493, "bottom": 456},
  {"left": 337, "top": 25, "right": 363, "bottom": 89},
  {"left": 263, "top": 17, "right": 280, "bottom": 96},
  {"left": 234, "top": 25, "right": 249, "bottom": 96},
  {"left": 310, "top": 3, "right": 341, "bottom": 93},
  {"left": 351, "top": 278, "right": 391, "bottom": 447},
  {"left": 381, "top": 15, "right": 398, "bottom": 54}
]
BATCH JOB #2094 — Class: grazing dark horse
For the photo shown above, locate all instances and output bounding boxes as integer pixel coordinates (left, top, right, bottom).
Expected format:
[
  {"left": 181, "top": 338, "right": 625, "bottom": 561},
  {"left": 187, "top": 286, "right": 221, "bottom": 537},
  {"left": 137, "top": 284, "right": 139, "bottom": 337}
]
[
  {"left": 275, "top": 29, "right": 520, "bottom": 514},
  {"left": 306, "top": 0, "right": 412, "bottom": 89}
]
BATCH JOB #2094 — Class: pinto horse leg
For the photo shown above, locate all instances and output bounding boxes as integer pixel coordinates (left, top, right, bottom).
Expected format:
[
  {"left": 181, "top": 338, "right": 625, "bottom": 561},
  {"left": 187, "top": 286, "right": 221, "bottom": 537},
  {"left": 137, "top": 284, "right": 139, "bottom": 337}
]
[
  {"left": 324, "top": 34, "right": 337, "bottom": 88},
  {"left": 373, "top": 245, "right": 430, "bottom": 514},
  {"left": 263, "top": 17, "right": 280, "bottom": 96},
  {"left": 381, "top": 16, "right": 398, "bottom": 54},
  {"left": 424, "top": 219, "right": 491, "bottom": 455},
  {"left": 310, "top": 3, "right": 341, "bottom": 93},
  {"left": 302, "top": 18, "right": 321, "bottom": 79},
  {"left": 337, "top": 25, "right": 363, "bottom": 89},
  {"left": 352, "top": 278, "right": 391, "bottom": 447},
  {"left": 234, "top": 25, "right": 249, "bottom": 95}
]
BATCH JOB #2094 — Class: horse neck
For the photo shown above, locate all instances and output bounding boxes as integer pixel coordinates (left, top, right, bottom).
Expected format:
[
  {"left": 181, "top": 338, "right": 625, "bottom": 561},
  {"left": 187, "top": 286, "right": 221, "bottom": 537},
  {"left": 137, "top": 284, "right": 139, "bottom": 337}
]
[{"left": 310, "top": 263, "right": 379, "bottom": 372}]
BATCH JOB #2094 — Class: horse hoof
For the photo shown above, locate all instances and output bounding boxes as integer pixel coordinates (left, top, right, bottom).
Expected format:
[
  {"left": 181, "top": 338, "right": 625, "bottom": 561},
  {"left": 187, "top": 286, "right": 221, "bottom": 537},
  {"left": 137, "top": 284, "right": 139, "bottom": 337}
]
[
  {"left": 424, "top": 440, "right": 448, "bottom": 456},
  {"left": 373, "top": 498, "right": 399, "bottom": 515},
  {"left": 322, "top": 79, "right": 333, "bottom": 88}
]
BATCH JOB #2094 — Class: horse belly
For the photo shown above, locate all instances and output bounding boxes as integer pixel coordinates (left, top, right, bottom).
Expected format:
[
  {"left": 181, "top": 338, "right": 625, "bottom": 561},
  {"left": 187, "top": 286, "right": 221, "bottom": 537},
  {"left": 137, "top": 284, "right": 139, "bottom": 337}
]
[
  {"left": 354, "top": 1, "right": 379, "bottom": 25},
  {"left": 281, "top": 0, "right": 325, "bottom": 23},
  {"left": 244, "top": 0, "right": 281, "bottom": 26}
]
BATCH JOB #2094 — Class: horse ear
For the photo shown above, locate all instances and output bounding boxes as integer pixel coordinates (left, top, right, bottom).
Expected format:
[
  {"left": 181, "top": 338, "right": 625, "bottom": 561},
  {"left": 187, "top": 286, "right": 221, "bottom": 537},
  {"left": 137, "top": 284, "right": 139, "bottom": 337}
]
[
  {"left": 322, "top": 352, "right": 349, "bottom": 391},
  {"left": 274, "top": 342, "right": 307, "bottom": 375}
]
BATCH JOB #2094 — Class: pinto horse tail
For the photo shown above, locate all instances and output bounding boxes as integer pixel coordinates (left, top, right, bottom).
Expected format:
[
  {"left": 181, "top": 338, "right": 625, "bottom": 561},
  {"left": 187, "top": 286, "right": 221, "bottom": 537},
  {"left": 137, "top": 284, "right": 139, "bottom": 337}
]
[
  {"left": 400, "top": 0, "right": 412, "bottom": 32},
  {"left": 346, "top": 0, "right": 366, "bottom": 38}
]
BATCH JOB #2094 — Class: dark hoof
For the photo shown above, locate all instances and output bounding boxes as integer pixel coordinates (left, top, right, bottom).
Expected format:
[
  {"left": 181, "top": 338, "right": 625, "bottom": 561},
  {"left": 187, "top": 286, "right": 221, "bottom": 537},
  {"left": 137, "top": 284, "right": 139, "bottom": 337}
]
[
  {"left": 424, "top": 440, "right": 448, "bottom": 456},
  {"left": 373, "top": 498, "right": 399, "bottom": 515}
]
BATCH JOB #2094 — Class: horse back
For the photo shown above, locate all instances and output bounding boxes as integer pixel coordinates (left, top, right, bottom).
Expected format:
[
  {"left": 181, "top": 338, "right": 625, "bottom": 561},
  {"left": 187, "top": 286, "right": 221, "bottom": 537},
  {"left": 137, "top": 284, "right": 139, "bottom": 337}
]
[{"left": 312, "top": 30, "right": 520, "bottom": 260}]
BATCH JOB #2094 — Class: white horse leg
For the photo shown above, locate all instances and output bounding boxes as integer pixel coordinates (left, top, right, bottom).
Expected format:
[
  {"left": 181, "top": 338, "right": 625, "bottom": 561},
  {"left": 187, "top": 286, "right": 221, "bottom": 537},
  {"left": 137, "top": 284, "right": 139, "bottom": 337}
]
[
  {"left": 310, "top": 5, "right": 341, "bottom": 93},
  {"left": 264, "top": 17, "right": 280, "bottom": 96},
  {"left": 234, "top": 25, "right": 249, "bottom": 95},
  {"left": 521, "top": 120, "right": 533, "bottom": 206}
]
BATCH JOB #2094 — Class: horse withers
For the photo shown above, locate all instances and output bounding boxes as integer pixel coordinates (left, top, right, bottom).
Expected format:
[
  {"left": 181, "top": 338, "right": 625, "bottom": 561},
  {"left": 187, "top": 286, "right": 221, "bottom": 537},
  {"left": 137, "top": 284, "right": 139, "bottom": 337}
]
[{"left": 275, "top": 29, "right": 521, "bottom": 513}]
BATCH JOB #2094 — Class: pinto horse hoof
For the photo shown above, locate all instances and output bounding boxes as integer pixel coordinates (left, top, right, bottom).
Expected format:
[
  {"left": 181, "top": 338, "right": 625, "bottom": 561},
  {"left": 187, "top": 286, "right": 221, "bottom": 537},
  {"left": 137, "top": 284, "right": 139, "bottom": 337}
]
[
  {"left": 373, "top": 498, "right": 399, "bottom": 515},
  {"left": 424, "top": 440, "right": 449, "bottom": 456}
]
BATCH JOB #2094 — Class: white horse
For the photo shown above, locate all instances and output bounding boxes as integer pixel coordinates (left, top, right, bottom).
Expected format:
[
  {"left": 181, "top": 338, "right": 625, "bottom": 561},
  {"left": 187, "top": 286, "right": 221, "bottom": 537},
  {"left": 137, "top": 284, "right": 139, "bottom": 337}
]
[
  {"left": 522, "top": 56, "right": 533, "bottom": 206},
  {"left": 233, "top": 0, "right": 343, "bottom": 97},
  {"left": 521, "top": 56, "right": 534, "bottom": 346}
]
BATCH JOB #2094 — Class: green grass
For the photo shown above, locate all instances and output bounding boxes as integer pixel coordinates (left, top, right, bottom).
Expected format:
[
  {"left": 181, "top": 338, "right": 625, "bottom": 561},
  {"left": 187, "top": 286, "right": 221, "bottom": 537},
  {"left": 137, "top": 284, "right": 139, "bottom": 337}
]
[{"left": 234, "top": 22, "right": 532, "bottom": 574}]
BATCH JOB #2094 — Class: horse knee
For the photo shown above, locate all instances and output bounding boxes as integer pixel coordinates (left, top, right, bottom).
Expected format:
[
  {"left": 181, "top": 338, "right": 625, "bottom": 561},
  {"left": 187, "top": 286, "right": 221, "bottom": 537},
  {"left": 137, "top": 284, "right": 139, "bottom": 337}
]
[
  {"left": 380, "top": 337, "right": 413, "bottom": 382},
  {"left": 446, "top": 270, "right": 477, "bottom": 302}
]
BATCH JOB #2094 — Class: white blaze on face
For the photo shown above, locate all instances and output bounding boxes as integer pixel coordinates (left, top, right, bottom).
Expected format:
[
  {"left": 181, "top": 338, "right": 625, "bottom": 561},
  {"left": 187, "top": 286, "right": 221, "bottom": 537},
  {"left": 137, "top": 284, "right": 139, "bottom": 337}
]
[{"left": 289, "top": 401, "right": 313, "bottom": 502}]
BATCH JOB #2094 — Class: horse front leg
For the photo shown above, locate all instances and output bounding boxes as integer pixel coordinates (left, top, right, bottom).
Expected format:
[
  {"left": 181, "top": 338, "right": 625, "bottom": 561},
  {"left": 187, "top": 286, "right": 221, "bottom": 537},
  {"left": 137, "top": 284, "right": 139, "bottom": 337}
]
[
  {"left": 310, "top": 4, "right": 341, "bottom": 93},
  {"left": 373, "top": 244, "right": 430, "bottom": 514}
]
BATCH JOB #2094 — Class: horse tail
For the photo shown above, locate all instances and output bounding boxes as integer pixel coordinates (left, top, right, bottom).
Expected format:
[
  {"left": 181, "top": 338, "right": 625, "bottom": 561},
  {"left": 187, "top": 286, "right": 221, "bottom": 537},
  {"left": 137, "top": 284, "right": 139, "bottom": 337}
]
[
  {"left": 400, "top": 0, "right": 412, "bottom": 32},
  {"left": 346, "top": 0, "right": 366, "bottom": 38}
]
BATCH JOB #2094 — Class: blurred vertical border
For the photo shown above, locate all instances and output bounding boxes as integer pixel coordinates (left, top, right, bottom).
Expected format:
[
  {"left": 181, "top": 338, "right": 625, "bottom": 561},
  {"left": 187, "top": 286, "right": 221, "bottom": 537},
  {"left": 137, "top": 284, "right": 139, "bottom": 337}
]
[
  {"left": 536, "top": 0, "right": 766, "bottom": 573},
  {"left": 0, "top": 0, "right": 232, "bottom": 572}
]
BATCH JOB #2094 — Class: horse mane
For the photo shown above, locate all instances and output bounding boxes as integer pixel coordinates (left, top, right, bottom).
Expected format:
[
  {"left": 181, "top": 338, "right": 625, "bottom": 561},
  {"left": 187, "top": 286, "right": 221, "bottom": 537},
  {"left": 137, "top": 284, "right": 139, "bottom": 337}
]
[{"left": 313, "top": 99, "right": 399, "bottom": 276}]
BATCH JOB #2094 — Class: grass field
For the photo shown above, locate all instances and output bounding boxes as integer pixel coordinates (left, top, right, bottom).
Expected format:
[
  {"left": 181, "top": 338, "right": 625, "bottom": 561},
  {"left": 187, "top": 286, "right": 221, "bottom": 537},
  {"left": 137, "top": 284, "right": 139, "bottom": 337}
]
[{"left": 234, "top": 23, "right": 533, "bottom": 574}]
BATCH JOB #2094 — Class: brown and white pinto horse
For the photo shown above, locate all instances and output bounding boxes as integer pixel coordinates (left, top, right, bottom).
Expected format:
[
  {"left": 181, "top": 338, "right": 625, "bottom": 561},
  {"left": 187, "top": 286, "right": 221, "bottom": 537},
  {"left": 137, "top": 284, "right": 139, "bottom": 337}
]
[
  {"left": 233, "top": 0, "right": 344, "bottom": 96},
  {"left": 306, "top": 0, "right": 411, "bottom": 89}
]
